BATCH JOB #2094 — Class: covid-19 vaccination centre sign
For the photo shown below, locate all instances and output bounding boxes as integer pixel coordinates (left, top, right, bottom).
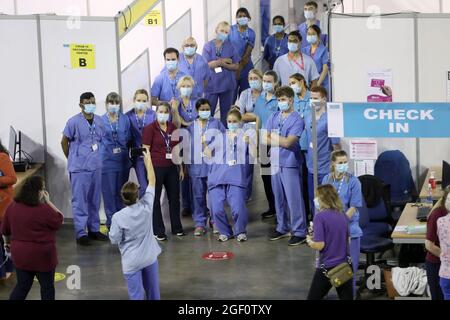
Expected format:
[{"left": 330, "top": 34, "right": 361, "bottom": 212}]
[{"left": 327, "top": 103, "right": 450, "bottom": 138}]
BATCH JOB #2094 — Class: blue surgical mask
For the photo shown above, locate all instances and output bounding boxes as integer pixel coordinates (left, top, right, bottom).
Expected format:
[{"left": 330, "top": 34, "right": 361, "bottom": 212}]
[
  {"left": 273, "top": 25, "right": 284, "bottom": 33},
  {"left": 310, "top": 99, "right": 322, "bottom": 111},
  {"left": 166, "top": 60, "right": 178, "bottom": 71},
  {"left": 263, "top": 82, "right": 274, "bottom": 92},
  {"left": 278, "top": 101, "right": 290, "bottom": 112},
  {"left": 249, "top": 80, "right": 262, "bottom": 91},
  {"left": 84, "top": 104, "right": 96, "bottom": 114},
  {"left": 336, "top": 163, "right": 349, "bottom": 174},
  {"left": 180, "top": 87, "right": 193, "bottom": 97},
  {"left": 288, "top": 42, "right": 299, "bottom": 52},
  {"left": 305, "top": 10, "right": 315, "bottom": 20},
  {"left": 290, "top": 84, "right": 301, "bottom": 94},
  {"left": 314, "top": 197, "right": 321, "bottom": 210},
  {"left": 157, "top": 113, "right": 170, "bottom": 123},
  {"left": 184, "top": 47, "right": 196, "bottom": 57},
  {"left": 108, "top": 104, "right": 120, "bottom": 114},
  {"left": 237, "top": 17, "right": 249, "bottom": 26},
  {"left": 198, "top": 110, "right": 211, "bottom": 120},
  {"left": 135, "top": 102, "right": 148, "bottom": 111},
  {"left": 228, "top": 122, "right": 240, "bottom": 132},
  {"left": 307, "top": 35, "right": 318, "bottom": 44},
  {"left": 217, "top": 32, "right": 228, "bottom": 42}
]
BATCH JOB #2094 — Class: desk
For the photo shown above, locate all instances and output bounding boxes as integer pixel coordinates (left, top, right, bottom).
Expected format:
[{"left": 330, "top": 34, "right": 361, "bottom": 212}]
[
  {"left": 419, "top": 167, "right": 444, "bottom": 201},
  {"left": 391, "top": 203, "right": 432, "bottom": 244},
  {"left": 13, "top": 163, "right": 44, "bottom": 192}
]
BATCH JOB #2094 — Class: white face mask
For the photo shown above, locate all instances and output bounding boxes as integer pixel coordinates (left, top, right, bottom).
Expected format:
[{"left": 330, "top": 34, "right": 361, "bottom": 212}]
[{"left": 445, "top": 197, "right": 450, "bottom": 212}]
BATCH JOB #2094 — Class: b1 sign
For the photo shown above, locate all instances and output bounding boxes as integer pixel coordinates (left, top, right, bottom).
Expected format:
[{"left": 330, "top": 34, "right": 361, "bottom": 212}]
[{"left": 328, "top": 103, "right": 450, "bottom": 138}]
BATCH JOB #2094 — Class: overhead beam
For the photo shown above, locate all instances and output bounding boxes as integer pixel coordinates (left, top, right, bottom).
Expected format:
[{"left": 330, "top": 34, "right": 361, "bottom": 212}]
[{"left": 116, "top": 0, "right": 161, "bottom": 39}]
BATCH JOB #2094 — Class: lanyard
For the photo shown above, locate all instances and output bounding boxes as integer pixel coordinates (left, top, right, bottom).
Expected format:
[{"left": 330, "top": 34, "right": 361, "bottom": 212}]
[
  {"left": 228, "top": 133, "right": 238, "bottom": 160},
  {"left": 200, "top": 118, "right": 210, "bottom": 136},
  {"left": 170, "top": 75, "right": 178, "bottom": 99},
  {"left": 215, "top": 43, "right": 224, "bottom": 57},
  {"left": 135, "top": 110, "right": 147, "bottom": 131},
  {"left": 274, "top": 34, "right": 286, "bottom": 56},
  {"left": 333, "top": 176, "right": 346, "bottom": 195},
  {"left": 158, "top": 126, "right": 172, "bottom": 153},
  {"left": 278, "top": 113, "right": 289, "bottom": 132},
  {"left": 186, "top": 55, "right": 197, "bottom": 79},
  {"left": 108, "top": 115, "right": 120, "bottom": 146},
  {"left": 181, "top": 99, "right": 194, "bottom": 120},
  {"left": 84, "top": 116, "right": 96, "bottom": 144},
  {"left": 239, "top": 28, "right": 249, "bottom": 42},
  {"left": 288, "top": 53, "right": 305, "bottom": 71}
]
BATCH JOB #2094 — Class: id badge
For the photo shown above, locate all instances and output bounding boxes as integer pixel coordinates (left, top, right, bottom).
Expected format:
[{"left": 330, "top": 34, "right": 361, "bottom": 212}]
[
  {"left": 92, "top": 144, "right": 98, "bottom": 152},
  {"left": 113, "top": 147, "right": 121, "bottom": 154},
  {"left": 166, "top": 153, "right": 173, "bottom": 160},
  {"left": 310, "top": 142, "right": 314, "bottom": 149},
  {"left": 228, "top": 160, "right": 237, "bottom": 166},
  {"left": 214, "top": 67, "right": 223, "bottom": 74}
]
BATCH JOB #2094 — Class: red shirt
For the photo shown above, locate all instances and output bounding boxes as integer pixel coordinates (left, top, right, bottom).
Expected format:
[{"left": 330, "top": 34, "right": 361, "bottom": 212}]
[
  {"left": 1, "top": 202, "right": 63, "bottom": 272},
  {"left": 0, "top": 152, "right": 17, "bottom": 222},
  {"left": 142, "top": 121, "right": 180, "bottom": 167},
  {"left": 426, "top": 206, "right": 448, "bottom": 264}
]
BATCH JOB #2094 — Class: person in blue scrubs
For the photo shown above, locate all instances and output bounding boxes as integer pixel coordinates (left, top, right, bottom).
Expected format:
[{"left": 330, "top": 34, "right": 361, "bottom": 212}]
[
  {"left": 125, "top": 89, "right": 156, "bottom": 197},
  {"left": 151, "top": 48, "right": 187, "bottom": 104},
  {"left": 298, "top": 1, "right": 327, "bottom": 50},
  {"left": 322, "top": 150, "right": 363, "bottom": 298},
  {"left": 203, "top": 21, "right": 240, "bottom": 126},
  {"left": 101, "top": 92, "right": 132, "bottom": 229},
  {"left": 186, "top": 98, "right": 226, "bottom": 236},
  {"left": 179, "top": 37, "right": 210, "bottom": 99},
  {"left": 260, "top": 0, "right": 271, "bottom": 46},
  {"left": 302, "top": 25, "right": 330, "bottom": 97},
  {"left": 61, "top": 92, "right": 108, "bottom": 245},
  {"left": 207, "top": 108, "right": 255, "bottom": 242},
  {"left": 264, "top": 86, "right": 307, "bottom": 246},
  {"left": 229, "top": 8, "right": 256, "bottom": 102},
  {"left": 243, "top": 70, "right": 279, "bottom": 219},
  {"left": 273, "top": 31, "right": 319, "bottom": 86},
  {"left": 305, "top": 86, "right": 341, "bottom": 218},
  {"left": 263, "top": 15, "right": 289, "bottom": 70}
]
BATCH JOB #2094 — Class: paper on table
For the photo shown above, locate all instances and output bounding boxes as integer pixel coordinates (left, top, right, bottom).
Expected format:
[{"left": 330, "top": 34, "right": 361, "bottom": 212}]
[
  {"left": 354, "top": 160, "right": 375, "bottom": 177},
  {"left": 394, "top": 226, "right": 408, "bottom": 233}
]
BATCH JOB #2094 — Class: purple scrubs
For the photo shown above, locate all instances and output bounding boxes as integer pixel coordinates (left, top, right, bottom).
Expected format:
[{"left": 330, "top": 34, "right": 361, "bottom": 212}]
[
  {"left": 302, "top": 43, "right": 330, "bottom": 95},
  {"left": 178, "top": 53, "right": 210, "bottom": 99},
  {"left": 151, "top": 68, "right": 187, "bottom": 102},
  {"left": 263, "top": 33, "right": 289, "bottom": 69},
  {"left": 202, "top": 39, "right": 239, "bottom": 125},
  {"left": 63, "top": 113, "right": 105, "bottom": 239},
  {"left": 266, "top": 111, "right": 307, "bottom": 237},
  {"left": 125, "top": 108, "right": 157, "bottom": 197}
]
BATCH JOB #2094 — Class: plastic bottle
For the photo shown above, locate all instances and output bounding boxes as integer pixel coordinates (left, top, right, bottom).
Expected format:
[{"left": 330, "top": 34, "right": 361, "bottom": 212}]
[
  {"left": 426, "top": 183, "right": 433, "bottom": 204},
  {"left": 429, "top": 171, "right": 436, "bottom": 190}
]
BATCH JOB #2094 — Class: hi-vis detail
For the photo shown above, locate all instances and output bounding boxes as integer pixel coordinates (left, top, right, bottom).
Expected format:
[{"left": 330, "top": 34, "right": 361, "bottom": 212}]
[{"left": 327, "top": 103, "right": 450, "bottom": 138}]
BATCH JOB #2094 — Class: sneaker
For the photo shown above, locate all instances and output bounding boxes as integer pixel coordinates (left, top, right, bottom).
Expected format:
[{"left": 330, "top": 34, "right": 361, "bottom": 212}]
[
  {"left": 218, "top": 234, "right": 229, "bottom": 242},
  {"left": 76, "top": 236, "right": 91, "bottom": 246},
  {"left": 194, "top": 227, "right": 206, "bottom": 236},
  {"left": 269, "top": 231, "right": 290, "bottom": 241},
  {"left": 261, "top": 210, "right": 276, "bottom": 219},
  {"left": 88, "top": 231, "right": 109, "bottom": 241},
  {"left": 155, "top": 234, "right": 167, "bottom": 241},
  {"left": 236, "top": 233, "right": 248, "bottom": 242},
  {"left": 181, "top": 208, "right": 192, "bottom": 217},
  {"left": 288, "top": 236, "right": 307, "bottom": 246},
  {"left": 176, "top": 231, "right": 186, "bottom": 237}
]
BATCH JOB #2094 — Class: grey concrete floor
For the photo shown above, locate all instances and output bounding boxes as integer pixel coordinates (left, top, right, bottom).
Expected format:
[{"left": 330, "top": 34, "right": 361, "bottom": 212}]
[{"left": 0, "top": 174, "right": 374, "bottom": 300}]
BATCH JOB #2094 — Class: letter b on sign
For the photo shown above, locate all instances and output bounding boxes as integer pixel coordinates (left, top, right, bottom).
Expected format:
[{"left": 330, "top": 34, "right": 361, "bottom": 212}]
[{"left": 79, "top": 58, "right": 87, "bottom": 67}]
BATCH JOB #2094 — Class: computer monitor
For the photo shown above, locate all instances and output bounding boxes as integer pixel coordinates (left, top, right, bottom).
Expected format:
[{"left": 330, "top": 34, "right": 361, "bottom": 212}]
[{"left": 443, "top": 160, "right": 450, "bottom": 189}]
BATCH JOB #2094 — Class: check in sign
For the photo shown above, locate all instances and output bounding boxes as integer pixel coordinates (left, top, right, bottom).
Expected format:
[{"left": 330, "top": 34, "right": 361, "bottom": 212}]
[{"left": 328, "top": 103, "right": 450, "bottom": 138}]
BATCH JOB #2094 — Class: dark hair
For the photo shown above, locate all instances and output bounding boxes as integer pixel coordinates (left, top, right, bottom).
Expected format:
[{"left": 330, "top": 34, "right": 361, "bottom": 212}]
[
  {"left": 275, "top": 86, "right": 295, "bottom": 99},
  {"left": 263, "top": 70, "right": 279, "bottom": 88},
  {"left": 163, "top": 47, "right": 179, "bottom": 59},
  {"left": 308, "top": 24, "right": 322, "bottom": 37},
  {"left": 0, "top": 140, "right": 8, "bottom": 155},
  {"left": 157, "top": 101, "right": 171, "bottom": 112},
  {"left": 311, "top": 86, "right": 328, "bottom": 99},
  {"left": 236, "top": 7, "right": 251, "bottom": 19},
  {"left": 106, "top": 92, "right": 122, "bottom": 105},
  {"left": 80, "top": 92, "right": 94, "bottom": 103},
  {"left": 289, "top": 73, "right": 308, "bottom": 89},
  {"left": 195, "top": 98, "right": 211, "bottom": 110},
  {"left": 305, "top": 1, "right": 318, "bottom": 9},
  {"left": 272, "top": 15, "right": 285, "bottom": 25},
  {"left": 288, "top": 31, "right": 302, "bottom": 42},
  {"left": 14, "top": 175, "right": 45, "bottom": 207},
  {"left": 121, "top": 182, "right": 139, "bottom": 206}
]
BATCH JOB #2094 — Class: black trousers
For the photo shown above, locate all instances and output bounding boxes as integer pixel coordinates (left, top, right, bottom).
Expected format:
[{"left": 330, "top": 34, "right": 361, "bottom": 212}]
[
  {"left": 260, "top": 153, "right": 275, "bottom": 213},
  {"left": 426, "top": 260, "right": 444, "bottom": 300},
  {"left": 10, "top": 268, "right": 55, "bottom": 300},
  {"left": 153, "top": 166, "right": 183, "bottom": 236},
  {"left": 307, "top": 268, "right": 353, "bottom": 300}
]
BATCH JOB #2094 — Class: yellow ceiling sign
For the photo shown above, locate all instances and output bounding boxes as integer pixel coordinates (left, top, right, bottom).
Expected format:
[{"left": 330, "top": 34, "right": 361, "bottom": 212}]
[
  {"left": 144, "top": 10, "right": 162, "bottom": 26},
  {"left": 70, "top": 44, "right": 96, "bottom": 69}
]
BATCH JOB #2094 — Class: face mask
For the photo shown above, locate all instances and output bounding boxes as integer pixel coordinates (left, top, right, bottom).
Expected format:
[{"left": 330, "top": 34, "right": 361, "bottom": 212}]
[
  {"left": 228, "top": 122, "right": 240, "bottom": 132},
  {"left": 336, "top": 163, "right": 349, "bottom": 174},
  {"left": 310, "top": 99, "right": 322, "bottom": 111},
  {"left": 180, "top": 87, "right": 193, "bottom": 97},
  {"left": 166, "top": 60, "right": 178, "bottom": 71},
  {"left": 263, "top": 82, "right": 274, "bottom": 92},
  {"left": 445, "top": 197, "right": 450, "bottom": 212},
  {"left": 217, "top": 32, "right": 228, "bottom": 42},
  {"left": 278, "top": 101, "right": 290, "bottom": 112},
  {"left": 290, "top": 84, "right": 301, "bottom": 94},
  {"left": 305, "top": 10, "right": 316, "bottom": 20},
  {"left": 135, "top": 102, "right": 148, "bottom": 111},
  {"left": 198, "top": 110, "right": 211, "bottom": 120},
  {"left": 84, "top": 104, "right": 96, "bottom": 114},
  {"left": 249, "top": 80, "right": 262, "bottom": 91},
  {"left": 273, "top": 25, "right": 284, "bottom": 33},
  {"left": 108, "top": 104, "right": 120, "bottom": 114},
  {"left": 237, "top": 17, "right": 249, "bottom": 26},
  {"left": 287, "top": 42, "right": 299, "bottom": 53},
  {"left": 157, "top": 113, "right": 170, "bottom": 123},
  {"left": 184, "top": 47, "right": 196, "bottom": 56},
  {"left": 314, "top": 197, "right": 321, "bottom": 210},
  {"left": 307, "top": 35, "right": 318, "bottom": 45}
]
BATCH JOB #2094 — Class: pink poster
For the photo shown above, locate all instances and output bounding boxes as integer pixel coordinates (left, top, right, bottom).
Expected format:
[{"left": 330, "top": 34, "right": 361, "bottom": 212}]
[{"left": 367, "top": 69, "right": 393, "bottom": 102}]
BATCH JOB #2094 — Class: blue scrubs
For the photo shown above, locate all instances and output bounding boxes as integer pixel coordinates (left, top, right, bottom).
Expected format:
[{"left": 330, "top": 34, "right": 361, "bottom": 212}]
[
  {"left": 322, "top": 173, "right": 363, "bottom": 297},
  {"left": 125, "top": 108, "right": 157, "bottom": 197},
  {"left": 229, "top": 24, "right": 256, "bottom": 100},
  {"left": 203, "top": 40, "right": 240, "bottom": 125},
  {"left": 63, "top": 113, "right": 105, "bottom": 239},
  {"left": 298, "top": 20, "right": 328, "bottom": 50},
  {"left": 187, "top": 119, "right": 226, "bottom": 228},
  {"left": 101, "top": 113, "right": 132, "bottom": 228},
  {"left": 273, "top": 53, "right": 320, "bottom": 86},
  {"left": 302, "top": 43, "right": 330, "bottom": 95},
  {"left": 208, "top": 132, "right": 249, "bottom": 237},
  {"left": 266, "top": 111, "right": 307, "bottom": 237},
  {"left": 178, "top": 53, "right": 210, "bottom": 99},
  {"left": 253, "top": 92, "right": 279, "bottom": 129},
  {"left": 260, "top": 0, "right": 271, "bottom": 46},
  {"left": 151, "top": 68, "right": 187, "bottom": 102},
  {"left": 263, "top": 33, "right": 289, "bottom": 69}
]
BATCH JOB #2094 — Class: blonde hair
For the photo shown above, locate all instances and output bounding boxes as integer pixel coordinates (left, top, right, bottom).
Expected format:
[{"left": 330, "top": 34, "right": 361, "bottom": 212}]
[
  {"left": 316, "top": 184, "right": 344, "bottom": 212},
  {"left": 177, "top": 76, "right": 195, "bottom": 89},
  {"left": 121, "top": 182, "right": 139, "bottom": 206},
  {"left": 216, "top": 21, "right": 230, "bottom": 33},
  {"left": 248, "top": 69, "right": 263, "bottom": 80},
  {"left": 330, "top": 150, "right": 349, "bottom": 178},
  {"left": 133, "top": 89, "right": 149, "bottom": 102},
  {"left": 182, "top": 36, "right": 197, "bottom": 47}
]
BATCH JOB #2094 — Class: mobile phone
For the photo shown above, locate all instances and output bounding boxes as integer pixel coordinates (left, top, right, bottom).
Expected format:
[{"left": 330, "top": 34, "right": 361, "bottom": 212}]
[{"left": 130, "top": 147, "right": 147, "bottom": 158}]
